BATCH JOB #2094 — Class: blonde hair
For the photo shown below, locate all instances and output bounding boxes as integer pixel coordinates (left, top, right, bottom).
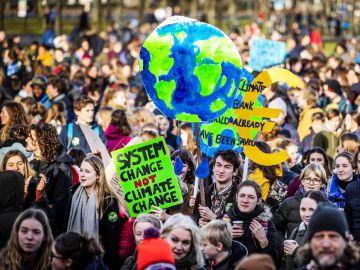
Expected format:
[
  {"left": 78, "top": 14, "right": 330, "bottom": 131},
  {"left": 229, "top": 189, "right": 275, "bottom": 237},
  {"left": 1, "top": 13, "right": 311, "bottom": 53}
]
[
  {"left": 300, "top": 163, "right": 327, "bottom": 184},
  {"left": 162, "top": 213, "right": 204, "bottom": 268},
  {"left": 95, "top": 106, "right": 113, "bottom": 130},
  {"left": 201, "top": 220, "right": 232, "bottom": 251},
  {"left": 82, "top": 154, "right": 117, "bottom": 218},
  {"left": 133, "top": 107, "right": 157, "bottom": 127},
  {"left": 339, "top": 132, "right": 360, "bottom": 155}
]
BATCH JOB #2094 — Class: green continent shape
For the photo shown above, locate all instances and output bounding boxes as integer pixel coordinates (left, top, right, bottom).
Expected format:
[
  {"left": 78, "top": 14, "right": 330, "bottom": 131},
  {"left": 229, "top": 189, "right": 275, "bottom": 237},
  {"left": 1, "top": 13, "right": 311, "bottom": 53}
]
[
  {"left": 139, "top": 58, "right": 143, "bottom": 72},
  {"left": 194, "top": 63, "right": 222, "bottom": 96},
  {"left": 210, "top": 99, "right": 226, "bottom": 112},
  {"left": 154, "top": 80, "right": 176, "bottom": 110},
  {"left": 176, "top": 113, "right": 201, "bottom": 122},
  {"left": 194, "top": 36, "right": 242, "bottom": 69},
  {"left": 144, "top": 32, "right": 174, "bottom": 79}
]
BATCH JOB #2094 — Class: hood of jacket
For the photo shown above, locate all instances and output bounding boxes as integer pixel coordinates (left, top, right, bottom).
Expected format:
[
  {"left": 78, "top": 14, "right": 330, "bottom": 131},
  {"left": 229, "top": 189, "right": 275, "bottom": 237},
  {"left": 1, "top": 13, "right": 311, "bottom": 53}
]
[
  {"left": 0, "top": 171, "right": 24, "bottom": 213},
  {"left": 227, "top": 203, "right": 273, "bottom": 222}
]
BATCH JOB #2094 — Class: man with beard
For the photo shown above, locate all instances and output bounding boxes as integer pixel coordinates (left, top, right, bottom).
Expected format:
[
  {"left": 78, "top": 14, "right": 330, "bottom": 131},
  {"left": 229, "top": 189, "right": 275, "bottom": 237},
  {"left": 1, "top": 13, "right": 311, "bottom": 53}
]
[{"left": 296, "top": 205, "right": 360, "bottom": 270}]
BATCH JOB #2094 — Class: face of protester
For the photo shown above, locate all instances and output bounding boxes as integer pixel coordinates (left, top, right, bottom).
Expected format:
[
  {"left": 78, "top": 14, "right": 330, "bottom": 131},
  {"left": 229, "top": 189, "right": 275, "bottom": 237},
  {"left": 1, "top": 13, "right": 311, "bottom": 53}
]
[
  {"left": 237, "top": 186, "right": 260, "bottom": 213},
  {"left": 201, "top": 239, "right": 219, "bottom": 260},
  {"left": 75, "top": 104, "right": 94, "bottom": 125},
  {"left": 357, "top": 153, "right": 360, "bottom": 175},
  {"left": 309, "top": 152, "right": 325, "bottom": 167},
  {"left": 158, "top": 118, "right": 169, "bottom": 135},
  {"left": 5, "top": 155, "right": 25, "bottom": 175},
  {"left": 164, "top": 227, "right": 192, "bottom": 261},
  {"left": 287, "top": 145, "right": 299, "bottom": 165},
  {"left": 18, "top": 218, "right": 44, "bottom": 255},
  {"left": 0, "top": 106, "right": 10, "bottom": 125},
  {"left": 311, "top": 120, "right": 323, "bottom": 133},
  {"left": 300, "top": 197, "right": 318, "bottom": 226},
  {"left": 134, "top": 222, "right": 154, "bottom": 245},
  {"left": 32, "top": 85, "right": 44, "bottom": 99},
  {"left": 213, "top": 156, "right": 237, "bottom": 184},
  {"left": 47, "top": 84, "right": 58, "bottom": 99},
  {"left": 326, "top": 116, "right": 340, "bottom": 132},
  {"left": 79, "top": 161, "right": 98, "bottom": 191},
  {"left": 301, "top": 171, "right": 323, "bottom": 191},
  {"left": 26, "top": 130, "right": 38, "bottom": 153},
  {"left": 310, "top": 231, "right": 346, "bottom": 269},
  {"left": 335, "top": 157, "right": 353, "bottom": 182},
  {"left": 113, "top": 91, "right": 127, "bottom": 108},
  {"left": 54, "top": 49, "right": 65, "bottom": 63},
  {"left": 50, "top": 246, "right": 72, "bottom": 270}
]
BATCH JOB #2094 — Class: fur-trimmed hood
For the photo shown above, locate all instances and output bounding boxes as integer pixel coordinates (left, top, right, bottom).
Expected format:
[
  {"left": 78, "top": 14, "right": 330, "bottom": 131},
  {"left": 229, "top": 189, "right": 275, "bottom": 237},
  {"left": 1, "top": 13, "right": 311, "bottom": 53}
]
[
  {"left": 225, "top": 203, "right": 272, "bottom": 222},
  {"left": 256, "top": 204, "right": 272, "bottom": 222}
]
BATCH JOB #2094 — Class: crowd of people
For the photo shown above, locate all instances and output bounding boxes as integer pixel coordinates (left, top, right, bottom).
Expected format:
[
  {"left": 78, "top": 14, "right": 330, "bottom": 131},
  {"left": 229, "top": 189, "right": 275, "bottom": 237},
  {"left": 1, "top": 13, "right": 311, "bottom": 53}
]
[{"left": 0, "top": 6, "right": 360, "bottom": 270}]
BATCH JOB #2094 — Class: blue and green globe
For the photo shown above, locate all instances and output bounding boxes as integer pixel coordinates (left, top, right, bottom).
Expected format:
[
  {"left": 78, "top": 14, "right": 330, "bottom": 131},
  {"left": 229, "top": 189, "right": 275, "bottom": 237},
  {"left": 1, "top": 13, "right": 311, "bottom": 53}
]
[{"left": 139, "top": 16, "right": 242, "bottom": 122}]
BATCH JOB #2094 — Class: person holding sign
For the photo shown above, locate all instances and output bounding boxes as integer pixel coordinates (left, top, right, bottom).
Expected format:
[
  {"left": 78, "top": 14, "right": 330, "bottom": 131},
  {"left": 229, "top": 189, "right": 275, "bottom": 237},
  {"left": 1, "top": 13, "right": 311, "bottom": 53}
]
[
  {"left": 66, "top": 154, "right": 121, "bottom": 270},
  {"left": 193, "top": 150, "right": 239, "bottom": 226}
]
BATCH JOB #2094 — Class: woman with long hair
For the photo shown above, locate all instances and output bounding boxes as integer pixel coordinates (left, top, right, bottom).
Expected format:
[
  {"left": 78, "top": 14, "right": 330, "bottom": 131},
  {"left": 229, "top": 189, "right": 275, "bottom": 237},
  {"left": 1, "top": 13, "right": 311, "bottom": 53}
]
[
  {"left": 337, "top": 132, "right": 360, "bottom": 155},
  {"left": 161, "top": 213, "right": 204, "bottom": 270},
  {"left": 222, "top": 181, "right": 282, "bottom": 266},
  {"left": 275, "top": 163, "right": 328, "bottom": 239},
  {"left": 0, "top": 101, "right": 29, "bottom": 143},
  {"left": 105, "top": 109, "right": 131, "bottom": 152},
  {"left": 66, "top": 154, "right": 121, "bottom": 269},
  {"left": 44, "top": 101, "right": 66, "bottom": 134},
  {"left": 0, "top": 208, "right": 53, "bottom": 270}
]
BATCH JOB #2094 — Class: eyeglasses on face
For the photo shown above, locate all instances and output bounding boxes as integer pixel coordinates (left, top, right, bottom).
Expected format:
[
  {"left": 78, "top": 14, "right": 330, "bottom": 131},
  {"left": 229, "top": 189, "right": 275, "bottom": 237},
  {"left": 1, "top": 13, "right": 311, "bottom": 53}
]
[
  {"left": 302, "top": 177, "right": 322, "bottom": 185},
  {"left": 49, "top": 252, "right": 66, "bottom": 260}
]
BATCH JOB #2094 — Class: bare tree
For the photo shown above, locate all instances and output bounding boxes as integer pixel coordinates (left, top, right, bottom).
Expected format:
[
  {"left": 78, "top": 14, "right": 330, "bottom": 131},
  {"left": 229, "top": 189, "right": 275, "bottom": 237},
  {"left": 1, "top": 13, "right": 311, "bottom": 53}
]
[
  {"left": 0, "top": 0, "right": 7, "bottom": 30},
  {"left": 55, "top": 0, "right": 63, "bottom": 34}
]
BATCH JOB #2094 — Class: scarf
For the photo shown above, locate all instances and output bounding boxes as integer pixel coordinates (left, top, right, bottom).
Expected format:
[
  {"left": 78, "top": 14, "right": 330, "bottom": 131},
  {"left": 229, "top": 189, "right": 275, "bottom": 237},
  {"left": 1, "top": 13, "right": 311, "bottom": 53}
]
[
  {"left": 67, "top": 186, "right": 99, "bottom": 237},
  {"left": 211, "top": 183, "right": 233, "bottom": 216}
]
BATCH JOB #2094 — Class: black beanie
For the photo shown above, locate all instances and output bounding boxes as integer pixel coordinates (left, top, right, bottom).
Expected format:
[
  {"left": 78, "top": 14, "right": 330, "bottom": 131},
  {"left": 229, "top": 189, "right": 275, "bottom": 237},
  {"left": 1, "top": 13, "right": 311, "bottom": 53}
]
[
  {"left": 325, "top": 79, "right": 342, "bottom": 97},
  {"left": 307, "top": 205, "right": 349, "bottom": 241}
]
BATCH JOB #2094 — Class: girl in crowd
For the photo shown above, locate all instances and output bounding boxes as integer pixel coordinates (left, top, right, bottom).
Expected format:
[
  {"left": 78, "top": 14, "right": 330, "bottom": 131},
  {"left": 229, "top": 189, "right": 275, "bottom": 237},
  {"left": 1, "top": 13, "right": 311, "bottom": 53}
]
[
  {"left": 279, "top": 139, "right": 302, "bottom": 174},
  {"left": 223, "top": 181, "right": 281, "bottom": 266},
  {"left": 66, "top": 154, "right": 121, "bottom": 270},
  {"left": 44, "top": 101, "right": 67, "bottom": 134},
  {"left": 132, "top": 107, "right": 157, "bottom": 136},
  {"left": 161, "top": 213, "right": 204, "bottom": 270},
  {"left": 26, "top": 123, "right": 73, "bottom": 237},
  {"left": 105, "top": 109, "right": 131, "bottom": 152},
  {"left": 95, "top": 106, "right": 113, "bottom": 132},
  {"left": 328, "top": 152, "right": 359, "bottom": 210},
  {"left": 0, "top": 208, "right": 53, "bottom": 270},
  {"left": 0, "top": 101, "right": 29, "bottom": 143},
  {"left": 122, "top": 214, "right": 162, "bottom": 270},
  {"left": 51, "top": 232, "right": 107, "bottom": 270},
  {"left": 1, "top": 150, "right": 46, "bottom": 209},
  {"left": 101, "top": 85, "right": 128, "bottom": 110},
  {"left": 156, "top": 115, "right": 178, "bottom": 150},
  {"left": 287, "top": 147, "right": 331, "bottom": 197},
  {"left": 283, "top": 191, "right": 328, "bottom": 269},
  {"left": 275, "top": 163, "right": 327, "bottom": 239},
  {"left": 337, "top": 132, "right": 360, "bottom": 155}
]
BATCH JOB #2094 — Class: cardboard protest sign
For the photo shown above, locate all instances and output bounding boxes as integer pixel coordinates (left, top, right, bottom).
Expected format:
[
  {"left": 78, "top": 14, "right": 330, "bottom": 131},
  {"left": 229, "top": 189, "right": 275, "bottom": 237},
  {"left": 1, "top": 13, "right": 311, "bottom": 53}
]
[
  {"left": 140, "top": 16, "right": 242, "bottom": 122},
  {"left": 111, "top": 137, "right": 183, "bottom": 217},
  {"left": 248, "top": 38, "right": 286, "bottom": 71},
  {"left": 229, "top": 67, "right": 304, "bottom": 165},
  {"left": 197, "top": 68, "right": 261, "bottom": 157}
]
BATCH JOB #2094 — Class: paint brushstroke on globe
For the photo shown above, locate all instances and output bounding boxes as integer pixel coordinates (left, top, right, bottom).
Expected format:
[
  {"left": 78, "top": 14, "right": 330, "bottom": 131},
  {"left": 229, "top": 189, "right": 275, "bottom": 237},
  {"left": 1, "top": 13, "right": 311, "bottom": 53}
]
[{"left": 139, "top": 16, "right": 243, "bottom": 122}]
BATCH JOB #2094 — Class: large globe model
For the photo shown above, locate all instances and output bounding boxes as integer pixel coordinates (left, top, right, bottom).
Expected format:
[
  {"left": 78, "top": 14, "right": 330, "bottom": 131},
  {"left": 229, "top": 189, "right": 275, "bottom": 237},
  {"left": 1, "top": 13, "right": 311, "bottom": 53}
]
[{"left": 139, "top": 16, "right": 242, "bottom": 122}]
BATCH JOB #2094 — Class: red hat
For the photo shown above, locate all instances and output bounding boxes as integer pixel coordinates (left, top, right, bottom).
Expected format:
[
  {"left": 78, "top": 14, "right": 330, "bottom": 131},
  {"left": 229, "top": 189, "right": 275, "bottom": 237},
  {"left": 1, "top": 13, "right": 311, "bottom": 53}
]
[{"left": 137, "top": 227, "right": 175, "bottom": 270}]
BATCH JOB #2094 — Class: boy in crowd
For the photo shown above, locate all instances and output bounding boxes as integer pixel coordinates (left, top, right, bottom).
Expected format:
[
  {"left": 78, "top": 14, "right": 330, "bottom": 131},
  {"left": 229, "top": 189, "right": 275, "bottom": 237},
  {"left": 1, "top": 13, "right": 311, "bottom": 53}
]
[
  {"left": 59, "top": 95, "right": 106, "bottom": 153},
  {"left": 301, "top": 111, "right": 325, "bottom": 153},
  {"left": 201, "top": 220, "right": 247, "bottom": 270}
]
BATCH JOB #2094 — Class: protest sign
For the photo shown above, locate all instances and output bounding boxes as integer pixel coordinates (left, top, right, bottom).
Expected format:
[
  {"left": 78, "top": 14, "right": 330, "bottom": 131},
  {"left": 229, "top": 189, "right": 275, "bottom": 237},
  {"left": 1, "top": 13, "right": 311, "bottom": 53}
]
[
  {"left": 229, "top": 67, "right": 304, "bottom": 165},
  {"left": 112, "top": 137, "right": 183, "bottom": 217},
  {"left": 248, "top": 38, "right": 287, "bottom": 71}
]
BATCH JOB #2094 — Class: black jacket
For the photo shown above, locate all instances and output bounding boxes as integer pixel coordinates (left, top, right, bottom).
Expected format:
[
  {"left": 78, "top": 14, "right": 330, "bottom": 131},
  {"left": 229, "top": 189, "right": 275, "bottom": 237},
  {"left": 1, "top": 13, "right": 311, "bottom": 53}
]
[
  {"left": 31, "top": 150, "right": 74, "bottom": 237},
  {"left": 0, "top": 171, "right": 24, "bottom": 249},
  {"left": 224, "top": 204, "right": 282, "bottom": 266},
  {"left": 66, "top": 183, "right": 122, "bottom": 270},
  {"left": 345, "top": 178, "right": 360, "bottom": 242},
  {"left": 193, "top": 182, "right": 238, "bottom": 224},
  {"left": 203, "top": 241, "right": 247, "bottom": 270}
]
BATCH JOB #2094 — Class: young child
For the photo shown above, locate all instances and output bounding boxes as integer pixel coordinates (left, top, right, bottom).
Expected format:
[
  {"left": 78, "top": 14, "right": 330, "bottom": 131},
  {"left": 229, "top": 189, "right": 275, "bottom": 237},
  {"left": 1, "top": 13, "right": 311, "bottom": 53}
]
[{"left": 201, "top": 220, "right": 247, "bottom": 270}]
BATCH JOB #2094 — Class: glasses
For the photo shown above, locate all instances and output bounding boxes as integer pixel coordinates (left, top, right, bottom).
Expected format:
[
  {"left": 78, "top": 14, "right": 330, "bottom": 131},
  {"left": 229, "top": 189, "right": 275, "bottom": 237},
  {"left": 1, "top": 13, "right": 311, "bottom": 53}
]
[
  {"left": 302, "top": 177, "right": 322, "bottom": 185},
  {"left": 49, "top": 252, "right": 66, "bottom": 260}
]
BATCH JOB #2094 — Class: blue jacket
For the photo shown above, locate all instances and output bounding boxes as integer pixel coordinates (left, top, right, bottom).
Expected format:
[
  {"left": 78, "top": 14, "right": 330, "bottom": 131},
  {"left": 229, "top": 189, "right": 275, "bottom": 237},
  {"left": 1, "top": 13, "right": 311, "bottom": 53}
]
[{"left": 328, "top": 173, "right": 359, "bottom": 210}]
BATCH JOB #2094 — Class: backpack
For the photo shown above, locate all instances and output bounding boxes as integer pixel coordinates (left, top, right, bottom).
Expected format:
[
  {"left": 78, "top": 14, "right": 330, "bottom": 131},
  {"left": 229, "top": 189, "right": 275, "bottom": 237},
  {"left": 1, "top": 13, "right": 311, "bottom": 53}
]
[{"left": 67, "top": 122, "right": 100, "bottom": 149}]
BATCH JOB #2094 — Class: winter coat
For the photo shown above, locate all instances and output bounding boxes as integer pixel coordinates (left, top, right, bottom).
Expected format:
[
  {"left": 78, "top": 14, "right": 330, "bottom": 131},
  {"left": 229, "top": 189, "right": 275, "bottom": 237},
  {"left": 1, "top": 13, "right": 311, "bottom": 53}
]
[
  {"left": 345, "top": 177, "right": 360, "bottom": 242},
  {"left": 175, "top": 249, "right": 203, "bottom": 270},
  {"left": 223, "top": 204, "right": 282, "bottom": 266},
  {"left": 297, "top": 106, "right": 323, "bottom": 141},
  {"left": 105, "top": 124, "right": 131, "bottom": 152},
  {"left": 66, "top": 183, "right": 122, "bottom": 270},
  {"left": 203, "top": 241, "right": 247, "bottom": 270},
  {"left": 284, "top": 222, "right": 308, "bottom": 270},
  {"left": 121, "top": 251, "right": 137, "bottom": 270},
  {"left": 193, "top": 183, "right": 238, "bottom": 224},
  {"left": 82, "top": 259, "right": 109, "bottom": 270},
  {"left": 167, "top": 183, "right": 194, "bottom": 216},
  {"left": 312, "top": 129, "right": 338, "bottom": 166},
  {"left": 30, "top": 150, "right": 74, "bottom": 237},
  {"left": 328, "top": 173, "right": 359, "bottom": 210},
  {"left": 0, "top": 171, "right": 24, "bottom": 249},
  {"left": 59, "top": 121, "right": 107, "bottom": 154}
]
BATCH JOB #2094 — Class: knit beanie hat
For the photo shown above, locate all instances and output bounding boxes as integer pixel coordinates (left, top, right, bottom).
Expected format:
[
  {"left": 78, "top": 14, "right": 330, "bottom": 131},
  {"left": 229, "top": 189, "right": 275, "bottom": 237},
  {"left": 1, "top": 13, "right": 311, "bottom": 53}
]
[
  {"left": 307, "top": 204, "right": 349, "bottom": 241},
  {"left": 137, "top": 227, "right": 175, "bottom": 270},
  {"left": 235, "top": 254, "right": 276, "bottom": 270}
]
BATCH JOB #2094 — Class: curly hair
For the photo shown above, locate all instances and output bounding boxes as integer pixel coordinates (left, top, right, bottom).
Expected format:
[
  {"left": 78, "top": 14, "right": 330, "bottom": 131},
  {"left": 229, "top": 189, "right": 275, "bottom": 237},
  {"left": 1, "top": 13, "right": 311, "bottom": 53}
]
[
  {"left": 0, "top": 209, "right": 53, "bottom": 270},
  {"left": 9, "top": 124, "right": 29, "bottom": 145},
  {"left": 0, "top": 101, "right": 29, "bottom": 143},
  {"left": 30, "top": 123, "right": 61, "bottom": 164}
]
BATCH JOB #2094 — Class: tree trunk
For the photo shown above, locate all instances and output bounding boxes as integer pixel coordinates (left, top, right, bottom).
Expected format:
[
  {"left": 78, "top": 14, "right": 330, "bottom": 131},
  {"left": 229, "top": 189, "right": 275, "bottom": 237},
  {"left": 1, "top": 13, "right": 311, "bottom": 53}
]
[
  {"left": 206, "top": 0, "right": 216, "bottom": 25},
  {"left": 138, "top": 0, "right": 146, "bottom": 25},
  {"left": 190, "top": 0, "right": 198, "bottom": 19},
  {"left": 0, "top": 0, "right": 6, "bottom": 31},
  {"left": 55, "top": 0, "right": 62, "bottom": 34},
  {"left": 351, "top": 0, "right": 356, "bottom": 35},
  {"left": 215, "top": 0, "right": 222, "bottom": 29},
  {"left": 117, "top": 0, "right": 124, "bottom": 26},
  {"left": 96, "top": 0, "right": 103, "bottom": 32}
]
